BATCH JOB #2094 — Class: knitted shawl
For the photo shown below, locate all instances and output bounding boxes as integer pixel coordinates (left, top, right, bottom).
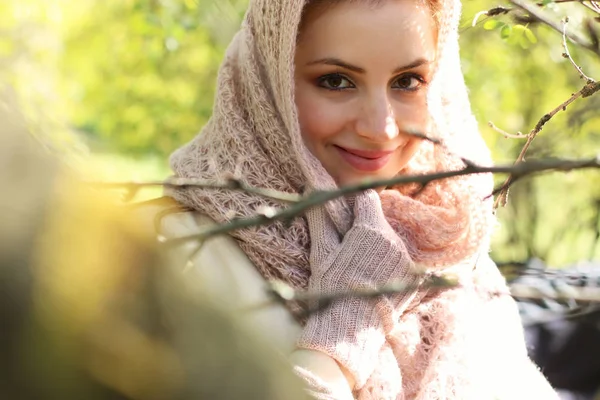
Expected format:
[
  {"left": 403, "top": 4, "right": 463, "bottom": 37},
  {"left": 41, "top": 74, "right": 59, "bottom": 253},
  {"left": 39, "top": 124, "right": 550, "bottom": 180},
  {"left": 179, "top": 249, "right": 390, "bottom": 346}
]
[
  {"left": 168, "top": 1, "right": 559, "bottom": 399},
  {"left": 169, "top": 0, "right": 495, "bottom": 288}
]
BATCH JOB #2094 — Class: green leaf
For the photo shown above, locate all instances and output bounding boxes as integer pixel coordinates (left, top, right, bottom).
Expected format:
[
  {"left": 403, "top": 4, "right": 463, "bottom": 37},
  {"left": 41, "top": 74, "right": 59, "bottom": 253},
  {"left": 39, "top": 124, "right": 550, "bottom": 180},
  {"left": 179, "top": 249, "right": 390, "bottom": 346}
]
[
  {"left": 519, "top": 34, "right": 531, "bottom": 49},
  {"left": 500, "top": 24, "right": 512, "bottom": 39},
  {"left": 483, "top": 20, "right": 504, "bottom": 30},
  {"left": 512, "top": 24, "right": 527, "bottom": 34},
  {"left": 525, "top": 27, "right": 537, "bottom": 43}
]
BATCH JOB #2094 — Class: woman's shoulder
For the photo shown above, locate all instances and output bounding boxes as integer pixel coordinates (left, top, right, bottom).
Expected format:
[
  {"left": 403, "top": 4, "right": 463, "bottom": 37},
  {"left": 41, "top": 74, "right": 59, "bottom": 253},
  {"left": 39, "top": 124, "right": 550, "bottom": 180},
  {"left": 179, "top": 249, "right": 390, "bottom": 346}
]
[
  {"left": 131, "top": 196, "right": 234, "bottom": 250},
  {"left": 131, "top": 197, "right": 301, "bottom": 351},
  {"left": 130, "top": 196, "right": 206, "bottom": 238},
  {"left": 130, "top": 196, "right": 252, "bottom": 278}
]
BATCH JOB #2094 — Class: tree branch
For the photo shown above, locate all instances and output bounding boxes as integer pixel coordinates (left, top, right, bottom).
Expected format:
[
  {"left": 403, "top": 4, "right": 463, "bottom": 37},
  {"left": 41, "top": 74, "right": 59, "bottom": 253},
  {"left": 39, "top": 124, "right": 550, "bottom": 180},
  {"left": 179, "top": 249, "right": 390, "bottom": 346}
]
[
  {"left": 562, "top": 17, "right": 596, "bottom": 82},
  {"left": 257, "top": 274, "right": 458, "bottom": 318},
  {"left": 536, "top": 0, "right": 600, "bottom": 8},
  {"left": 151, "top": 156, "right": 600, "bottom": 246},
  {"left": 494, "top": 81, "right": 599, "bottom": 207},
  {"left": 510, "top": 0, "right": 600, "bottom": 56},
  {"left": 488, "top": 121, "right": 528, "bottom": 139},
  {"left": 510, "top": 283, "right": 600, "bottom": 302},
  {"left": 92, "top": 177, "right": 302, "bottom": 204},
  {"left": 246, "top": 266, "right": 600, "bottom": 319}
]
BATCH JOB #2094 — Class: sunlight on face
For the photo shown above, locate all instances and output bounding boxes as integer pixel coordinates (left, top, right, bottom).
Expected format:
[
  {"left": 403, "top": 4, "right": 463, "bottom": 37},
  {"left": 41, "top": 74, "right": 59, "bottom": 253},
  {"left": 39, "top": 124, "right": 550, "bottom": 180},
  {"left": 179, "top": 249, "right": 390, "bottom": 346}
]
[{"left": 294, "top": 0, "right": 437, "bottom": 186}]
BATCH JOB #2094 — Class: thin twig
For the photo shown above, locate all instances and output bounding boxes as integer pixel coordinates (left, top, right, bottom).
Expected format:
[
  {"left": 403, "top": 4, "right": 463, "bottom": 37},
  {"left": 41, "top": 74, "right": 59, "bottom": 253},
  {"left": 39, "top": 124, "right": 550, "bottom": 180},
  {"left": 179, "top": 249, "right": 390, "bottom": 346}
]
[
  {"left": 562, "top": 17, "right": 596, "bottom": 82},
  {"left": 91, "top": 177, "right": 302, "bottom": 203},
  {"left": 405, "top": 130, "right": 443, "bottom": 145},
  {"left": 510, "top": 0, "right": 600, "bottom": 57},
  {"left": 510, "top": 283, "right": 600, "bottom": 302},
  {"left": 494, "top": 81, "right": 599, "bottom": 207},
  {"left": 93, "top": 130, "right": 446, "bottom": 204},
  {"left": 245, "top": 274, "right": 459, "bottom": 318},
  {"left": 472, "top": 6, "right": 512, "bottom": 27},
  {"left": 581, "top": 1, "right": 600, "bottom": 13},
  {"left": 244, "top": 274, "right": 600, "bottom": 319},
  {"left": 539, "top": 0, "right": 600, "bottom": 13},
  {"left": 159, "top": 156, "right": 600, "bottom": 246},
  {"left": 278, "top": 275, "right": 455, "bottom": 303},
  {"left": 488, "top": 121, "right": 528, "bottom": 139},
  {"left": 537, "top": 0, "right": 600, "bottom": 6}
]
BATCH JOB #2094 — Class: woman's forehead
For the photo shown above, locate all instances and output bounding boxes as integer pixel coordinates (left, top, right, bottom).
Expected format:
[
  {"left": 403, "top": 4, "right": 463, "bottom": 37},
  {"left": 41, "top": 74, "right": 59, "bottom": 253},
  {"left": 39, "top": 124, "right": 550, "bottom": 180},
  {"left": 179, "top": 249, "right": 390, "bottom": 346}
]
[
  {"left": 296, "top": 0, "right": 437, "bottom": 66},
  {"left": 299, "top": 0, "right": 438, "bottom": 29}
]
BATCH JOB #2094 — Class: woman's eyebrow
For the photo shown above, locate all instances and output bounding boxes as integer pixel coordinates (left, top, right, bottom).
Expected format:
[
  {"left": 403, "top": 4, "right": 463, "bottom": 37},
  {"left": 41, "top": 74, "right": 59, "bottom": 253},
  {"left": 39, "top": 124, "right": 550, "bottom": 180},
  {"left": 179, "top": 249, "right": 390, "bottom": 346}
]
[
  {"left": 306, "top": 58, "right": 365, "bottom": 73},
  {"left": 392, "top": 58, "right": 431, "bottom": 73},
  {"left": 306, "top": 57, "right": 432, "bottom": 74}
]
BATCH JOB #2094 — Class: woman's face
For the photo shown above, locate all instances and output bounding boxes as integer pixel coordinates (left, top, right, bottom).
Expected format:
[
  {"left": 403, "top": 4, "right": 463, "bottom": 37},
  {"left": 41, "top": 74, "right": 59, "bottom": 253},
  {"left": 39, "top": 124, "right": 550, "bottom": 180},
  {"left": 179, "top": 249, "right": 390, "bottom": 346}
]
[{"left": 294, "top": 0, "right": 437, "bottom": 186}]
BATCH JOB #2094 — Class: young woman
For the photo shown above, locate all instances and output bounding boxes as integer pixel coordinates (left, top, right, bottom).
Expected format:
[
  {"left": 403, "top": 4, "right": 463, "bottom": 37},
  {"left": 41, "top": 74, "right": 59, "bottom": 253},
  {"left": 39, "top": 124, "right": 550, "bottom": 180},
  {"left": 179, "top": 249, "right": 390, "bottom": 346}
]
[{"left": 161, "top": 0, "right": 559, "bottom": 398}]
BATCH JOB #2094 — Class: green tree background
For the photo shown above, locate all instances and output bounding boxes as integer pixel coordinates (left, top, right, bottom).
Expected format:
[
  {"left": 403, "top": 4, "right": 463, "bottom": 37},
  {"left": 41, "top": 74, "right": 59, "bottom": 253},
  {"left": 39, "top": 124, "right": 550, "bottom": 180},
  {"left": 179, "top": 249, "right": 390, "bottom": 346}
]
[{"left": 2, "top": 0, "right": 599, "bottom": 267}]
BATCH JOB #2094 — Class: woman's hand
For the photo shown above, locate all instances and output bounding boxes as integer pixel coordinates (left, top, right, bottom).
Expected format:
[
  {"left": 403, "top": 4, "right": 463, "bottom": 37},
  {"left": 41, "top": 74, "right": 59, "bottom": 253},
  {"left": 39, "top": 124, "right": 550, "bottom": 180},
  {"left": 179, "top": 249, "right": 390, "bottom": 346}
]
[
  {"left": 296, "top": 189, "right": 419, "bottom": 390},
  {"left": 307, "top": 189, "right": 414, "bottom": 295}
]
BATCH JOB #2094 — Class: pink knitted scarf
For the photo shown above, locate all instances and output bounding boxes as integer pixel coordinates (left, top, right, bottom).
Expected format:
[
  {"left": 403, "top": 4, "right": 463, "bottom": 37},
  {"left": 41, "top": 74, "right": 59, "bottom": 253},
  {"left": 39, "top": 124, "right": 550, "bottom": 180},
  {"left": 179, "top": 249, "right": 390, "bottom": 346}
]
[{"left": 168, "top": 0, "right": 496, "bottom": 291}]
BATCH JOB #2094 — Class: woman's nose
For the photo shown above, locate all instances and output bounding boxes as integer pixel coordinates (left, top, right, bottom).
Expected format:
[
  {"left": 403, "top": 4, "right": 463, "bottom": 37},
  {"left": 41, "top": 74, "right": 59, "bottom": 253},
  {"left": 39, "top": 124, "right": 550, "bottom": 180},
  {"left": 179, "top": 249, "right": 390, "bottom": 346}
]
[{"left": 355, "top": 94, "right": 400, "bottom": 142}]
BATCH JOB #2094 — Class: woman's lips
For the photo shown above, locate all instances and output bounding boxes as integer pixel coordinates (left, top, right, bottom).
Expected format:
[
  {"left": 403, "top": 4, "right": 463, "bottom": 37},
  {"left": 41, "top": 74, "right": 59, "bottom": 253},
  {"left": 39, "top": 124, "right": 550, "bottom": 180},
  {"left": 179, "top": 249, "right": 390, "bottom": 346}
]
[{"left": 334, "top": 145, "right": 394, "bottom": 172}]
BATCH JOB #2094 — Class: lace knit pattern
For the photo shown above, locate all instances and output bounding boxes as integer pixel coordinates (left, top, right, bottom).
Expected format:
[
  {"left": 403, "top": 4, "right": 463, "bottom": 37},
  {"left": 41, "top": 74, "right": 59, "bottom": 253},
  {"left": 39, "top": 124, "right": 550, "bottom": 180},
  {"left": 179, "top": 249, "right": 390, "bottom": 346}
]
[
  {"left": 355, "top": 258, "right": 557, "bottom": 399},
  {"left": 168, "top": 0, "right": 556, "bottom": 398},
  {"left": 169, "top": 0, "right": 494, "bottom": 287}
]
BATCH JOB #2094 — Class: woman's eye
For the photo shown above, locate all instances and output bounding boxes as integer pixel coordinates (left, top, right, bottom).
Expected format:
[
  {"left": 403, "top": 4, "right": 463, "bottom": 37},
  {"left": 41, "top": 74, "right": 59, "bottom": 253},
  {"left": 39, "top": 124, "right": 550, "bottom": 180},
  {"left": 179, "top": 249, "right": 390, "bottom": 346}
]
[
  {"left": 392, "top": 74, "right": 425, "bottom": 91},
  {"left": 317, "top": 74, "right": 354, "bottom": 90}
]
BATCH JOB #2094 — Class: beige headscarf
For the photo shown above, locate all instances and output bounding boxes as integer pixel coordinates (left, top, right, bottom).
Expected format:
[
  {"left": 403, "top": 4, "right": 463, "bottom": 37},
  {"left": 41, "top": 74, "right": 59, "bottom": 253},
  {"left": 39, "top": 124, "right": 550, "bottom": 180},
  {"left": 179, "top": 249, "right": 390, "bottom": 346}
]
[{"left": 168, "top": 0, "right": 495, "bottom": 290}]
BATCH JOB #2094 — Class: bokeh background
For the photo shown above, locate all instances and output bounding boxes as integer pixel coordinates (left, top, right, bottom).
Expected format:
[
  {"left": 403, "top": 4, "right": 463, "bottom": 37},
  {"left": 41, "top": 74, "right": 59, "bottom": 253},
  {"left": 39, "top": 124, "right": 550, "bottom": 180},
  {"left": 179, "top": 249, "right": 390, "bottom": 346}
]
[{"left": 1, "top": 0, "right": 599, "bottom": 267}]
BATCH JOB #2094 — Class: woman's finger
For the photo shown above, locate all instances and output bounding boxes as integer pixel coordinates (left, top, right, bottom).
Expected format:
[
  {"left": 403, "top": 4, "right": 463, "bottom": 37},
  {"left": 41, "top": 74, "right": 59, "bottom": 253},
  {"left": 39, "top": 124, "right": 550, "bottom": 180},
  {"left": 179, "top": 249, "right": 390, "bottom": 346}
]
[{"left": 352, "top": 189, "right": 389, "bottom": 228}]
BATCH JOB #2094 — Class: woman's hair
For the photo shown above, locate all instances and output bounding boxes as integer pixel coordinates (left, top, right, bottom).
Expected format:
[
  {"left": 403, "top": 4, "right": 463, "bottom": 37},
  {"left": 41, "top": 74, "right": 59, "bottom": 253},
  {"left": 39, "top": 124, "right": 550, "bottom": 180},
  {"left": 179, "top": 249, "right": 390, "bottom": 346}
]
[{"left": 300, "top": 0, "right": 443, "bottom": 32}]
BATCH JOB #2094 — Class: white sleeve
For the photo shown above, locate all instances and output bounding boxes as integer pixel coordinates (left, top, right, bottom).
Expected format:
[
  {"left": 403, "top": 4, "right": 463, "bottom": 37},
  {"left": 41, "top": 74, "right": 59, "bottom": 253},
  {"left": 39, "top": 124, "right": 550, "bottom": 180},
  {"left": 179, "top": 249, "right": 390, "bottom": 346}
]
[
  {"left": 159, "top": 211, "right": 302, "bottom": 354},
  {"left": 161, "top": 212, "right": 357, "bottom": 398}
]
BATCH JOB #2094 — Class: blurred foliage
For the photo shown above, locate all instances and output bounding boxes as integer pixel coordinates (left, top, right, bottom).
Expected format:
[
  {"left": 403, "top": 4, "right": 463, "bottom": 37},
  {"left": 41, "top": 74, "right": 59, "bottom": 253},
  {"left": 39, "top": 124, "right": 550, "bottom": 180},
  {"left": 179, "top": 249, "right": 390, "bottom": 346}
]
[
  {"left": 58, "top": 0, "right": 245, "bottom": 154},
  {"left": 0, "top": 95, "right": 309, "bottom": 400},
  {"left": 0, "top": 1, "right": 84, "bottom": 157},
  {"left": 460, "top": 1, "right": 600, "bottom": 266},
  {"left": 1, "top": 0, "right": 599, "bottom": 266}
]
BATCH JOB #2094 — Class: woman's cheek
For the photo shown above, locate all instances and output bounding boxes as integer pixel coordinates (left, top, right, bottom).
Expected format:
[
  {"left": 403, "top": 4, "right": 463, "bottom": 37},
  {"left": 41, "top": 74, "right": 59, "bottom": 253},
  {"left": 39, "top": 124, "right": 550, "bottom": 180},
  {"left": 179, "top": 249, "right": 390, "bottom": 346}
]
[
  {"left": 395, "top": 97, "right": 430, "bottom": 133},
  {"left": 299, "top": 98, "right": 345, "bottom": 143}
]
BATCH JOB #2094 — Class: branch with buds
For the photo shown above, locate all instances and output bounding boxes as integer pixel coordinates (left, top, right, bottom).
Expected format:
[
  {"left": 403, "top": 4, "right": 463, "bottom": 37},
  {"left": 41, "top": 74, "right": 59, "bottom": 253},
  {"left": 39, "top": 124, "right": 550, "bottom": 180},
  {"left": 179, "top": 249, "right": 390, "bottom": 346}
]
[
  {"left": 92, "top": 155, "right": 600, "bottom": 246},
  {"left": 486, "top": 2, "right": 599, "bottom": 206}
]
